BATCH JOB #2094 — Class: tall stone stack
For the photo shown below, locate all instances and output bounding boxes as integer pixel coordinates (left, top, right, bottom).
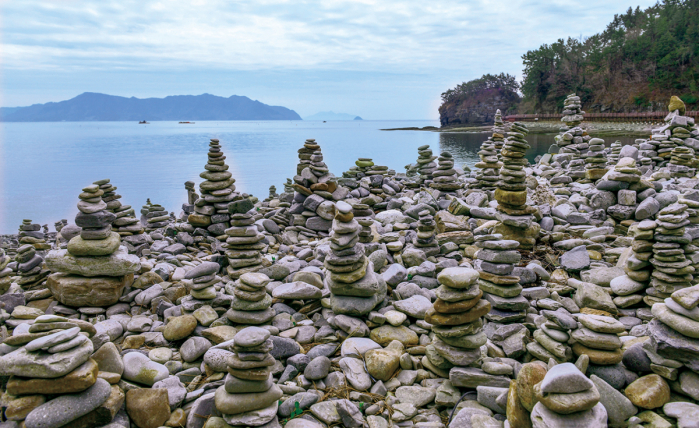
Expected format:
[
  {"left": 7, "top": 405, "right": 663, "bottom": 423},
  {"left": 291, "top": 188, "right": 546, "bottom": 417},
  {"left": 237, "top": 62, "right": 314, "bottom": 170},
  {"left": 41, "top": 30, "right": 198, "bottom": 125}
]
[
  {"left": 527, "top": 309, "right": 575, "bottom": 363},
  {"left": 530, "top": 363, "right": 607, "bottom": 428},
  {"left": 45, "top": 185, "right": 140, "bottom": 308},
  {"left": 424, "top": 267, "right": 490, "bottom": 368},
  {"left": 556, "top": 94, "right": 589, "bottom": 179},
  {"left": 144, "top": 202, "right": 169, "bottom": 232},
  {"left": 561, "top": 93, "right": 584, "bottom": 128},
  {"left": 491, "top": 109, "right": 507, "bottom": 154},
  {"left": 94, "top": 179, "right": 144, "bottom": 236},
  {"left": 189, "top": 139, "right": 237, "bottom": 237},
  {"left": 140, "top": 199, "right": 152, "bottom": 227},
  {"left": 430, "top": 152, "right": 462, "bottom": 195},
  {"left": 326, "top": 202, "right": 385, "bottom": 316},
  {"left": 13, "top": 243, "right": 48, "bottom": 290},
  {"left": 18, "top": 219, "right": 49, "bottom": 250},
  {"left": 570, "top": 314, "right": 625, "bottom": 366},
  {"left": 416, "top": 145, "right": 438, "bottom": 185},
  {"left": 225, "top": 199, "right": 265, "bottom": 279},
  {"left": 493, "top": 122, "right": 539, "bottom": 250},
  {"left": 619, "top": 219, "right": 655, "bottom": 308},
  {"left": 0, "top": 249, "right": 11, "bottom": 293},
  {"left": 290, "top": 139, "right": 336, "bottom": 235},
  {"left": 474, "top": 235, "right": 527, "bottom": 323},
  {"left": 412, "top": 210, "right": 440, "bottom": 257},
  {"left": 353, "top": 203, "right": 375, "bottom": 244},
  {"left": 471, "top": 137, "right": 501, "bottom": 191},
  {"left": 225, "top": 272, "right": 275, "bottom": 325},
  {"left": 649, "top": 202, "right": 692, "bottom": 305},
  {"left": 584, "top": 137, "right": 608, "bottom": 180},
  {"left": 607, "top": 141, "right": 622, "bottom": 166},
  {"left": 214, "top": 327, "right": 283, "bottom": 427}
]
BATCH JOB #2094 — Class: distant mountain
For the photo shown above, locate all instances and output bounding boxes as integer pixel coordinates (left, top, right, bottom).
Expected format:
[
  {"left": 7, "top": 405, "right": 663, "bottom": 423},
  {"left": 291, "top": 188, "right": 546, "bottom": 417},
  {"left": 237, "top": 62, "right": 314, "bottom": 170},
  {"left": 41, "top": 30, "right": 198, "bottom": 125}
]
[
  {"left": 0, "top": 92, "right": 301, "bottom": 122},
  {"left": 304, "top": 111, "right": 363, "bottom": 121}
]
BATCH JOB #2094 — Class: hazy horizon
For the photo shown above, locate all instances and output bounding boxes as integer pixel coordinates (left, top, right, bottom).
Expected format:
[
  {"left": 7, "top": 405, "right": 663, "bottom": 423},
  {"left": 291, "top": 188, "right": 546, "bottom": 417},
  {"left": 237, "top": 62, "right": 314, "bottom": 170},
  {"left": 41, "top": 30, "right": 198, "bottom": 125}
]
[{"left": 1, "top": 0, "right": 658, "bottom": 120}]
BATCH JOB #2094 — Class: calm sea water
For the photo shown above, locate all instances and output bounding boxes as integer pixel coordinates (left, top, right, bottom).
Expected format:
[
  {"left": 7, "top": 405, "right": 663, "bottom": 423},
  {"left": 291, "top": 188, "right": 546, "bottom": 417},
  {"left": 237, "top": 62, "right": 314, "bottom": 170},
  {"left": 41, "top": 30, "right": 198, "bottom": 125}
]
[{"left": 0, "top": 120, "right": 636, "bottom": 233}]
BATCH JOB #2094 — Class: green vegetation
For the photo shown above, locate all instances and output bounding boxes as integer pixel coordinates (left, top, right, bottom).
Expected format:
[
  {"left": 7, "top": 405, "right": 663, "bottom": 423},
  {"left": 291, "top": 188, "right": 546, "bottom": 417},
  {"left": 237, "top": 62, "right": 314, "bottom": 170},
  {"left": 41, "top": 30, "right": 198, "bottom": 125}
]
[{"left": 440, "top": 0, "right": 699, "bottom": 118}]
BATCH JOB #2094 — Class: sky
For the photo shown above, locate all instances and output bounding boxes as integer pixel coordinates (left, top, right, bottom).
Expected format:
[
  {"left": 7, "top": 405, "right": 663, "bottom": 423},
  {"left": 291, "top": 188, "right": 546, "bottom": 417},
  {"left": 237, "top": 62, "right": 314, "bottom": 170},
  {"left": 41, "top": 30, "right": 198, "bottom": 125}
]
[{"left": 0, "top": 0, "right": 658, "bottom": 120}]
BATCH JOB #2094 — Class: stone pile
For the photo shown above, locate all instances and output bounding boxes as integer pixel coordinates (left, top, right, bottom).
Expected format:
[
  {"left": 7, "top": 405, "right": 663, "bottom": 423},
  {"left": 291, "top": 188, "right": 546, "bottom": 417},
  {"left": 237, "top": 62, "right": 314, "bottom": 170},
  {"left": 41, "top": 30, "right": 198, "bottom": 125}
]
[
  {"left": 94, "top": 179, "right": 144, "bottom": 236},
  {"left": 225, "top": 198, "right": 265, "bottom": 279},
  {"left": 561, "top": 93, "right": 584, "bottom": 128},
  {"left": 353, "top": 203, "right": 375, "bottom": 244},
  {"left": 326, "top": 201, "right": 385, "bottom": 316},
  {"left": 283, "top": 178, "right": 294, "bottom": 193},
  {"left": 266, "top": 185, "right": 277, "bottom": 202},
  {"left": 669, "top": 146, "right": 696, "bottom": 178},
  {"left": 571, "top": 314, "right": 625, "bottom": 366},
  {"left": 472, "top": 137, "right": 501, "bottom": 191},
  {"left": 144, "top": 202, "right": 169, "bottom": 232},
  {"left": 225, "top": 272, "right": 275, "bottom": 325},
  {"left": 13, "top": 243, "right": 48, "bottom": 290},
  {"left": 618, "top": 219, "right": 655, "bottom": 308},
  {"left": 607, "top": 140, "right": 622, "bottom": 166},
  {"left": 424, "top": 267, "right": 489, "bottom": 370},
  {"left": 289, "top": 139, "right": 337, "bottom": 236},
  {"left": 188, "top": 138, "right": 237, "bottom": 237},
  {"left": 0, "top": 248, "right": 11, "bottom": 293},
  {"left": 18, "top": 219, "right": 49, "bottom": 250},
  {"left": 491, "top": 108, "right": 507, "bottom": 154},
  {"left": 528, "top": 308, "right": 575, "bottom": 363},
  {"left": 412, "top": 210, "right": 440, "bottom": 257},
  {"left": 182, "top": 260, "right": 220, "bottom": 301},
  {"left": 45, "top": 184, "right": 140, "bottom": 308},
  {"left": 214, "top": 327, "right": 283, "bottom": 427},
  {"left": 530, "top": 363, "right": 607, "bottom": 427},
  {"left": 430, "top": 151, "right": 462, "bottom": 194},
  {"left": 416, "top": 145, "right": 438, "bottom": 186},
  {"left": 648, "top": 202, "right": 692, "bottom": 306},
  {"left": 584, "top": 137, "right": 608, "bottom": 180},
  {"left": 474, "top": 235, "right": 527, "bottom": 323}
]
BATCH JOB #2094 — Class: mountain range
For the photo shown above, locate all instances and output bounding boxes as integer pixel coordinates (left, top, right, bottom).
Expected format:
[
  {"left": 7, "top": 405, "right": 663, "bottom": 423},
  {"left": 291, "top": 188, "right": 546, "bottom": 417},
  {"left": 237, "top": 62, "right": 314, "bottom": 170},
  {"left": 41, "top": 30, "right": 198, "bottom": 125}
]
[
  {"left": 304, "top": 111, "right": 363, "bottom": 121},
  {"left": 0, "top": 92, "right": 302, "bottom": 122}
]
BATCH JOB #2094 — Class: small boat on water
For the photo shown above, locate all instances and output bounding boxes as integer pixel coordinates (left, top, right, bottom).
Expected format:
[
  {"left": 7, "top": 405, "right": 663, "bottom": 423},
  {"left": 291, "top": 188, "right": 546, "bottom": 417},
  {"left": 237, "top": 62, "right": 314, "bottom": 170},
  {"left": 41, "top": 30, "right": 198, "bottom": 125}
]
[
  {"left": 138, "top": 120, "right": 149, "bottom": 124},
  {"left": 179, "top": 121, "right": 195, "bottom": 124}
]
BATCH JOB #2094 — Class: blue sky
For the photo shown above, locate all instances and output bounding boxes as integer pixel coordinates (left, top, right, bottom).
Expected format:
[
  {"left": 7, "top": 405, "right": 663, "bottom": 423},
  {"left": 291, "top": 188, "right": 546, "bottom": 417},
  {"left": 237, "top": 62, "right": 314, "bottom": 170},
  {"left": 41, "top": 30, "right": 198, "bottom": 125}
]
[{"left": 0, "top": 0, "right": 657, "bottom": 119}]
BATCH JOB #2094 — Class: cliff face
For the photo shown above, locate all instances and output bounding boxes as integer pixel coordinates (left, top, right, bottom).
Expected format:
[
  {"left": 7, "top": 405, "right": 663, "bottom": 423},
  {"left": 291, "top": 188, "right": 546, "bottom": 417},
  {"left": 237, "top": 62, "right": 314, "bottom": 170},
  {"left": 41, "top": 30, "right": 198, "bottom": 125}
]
[{"left": 439, "top": 88, "right": 520, "bottom": 127}]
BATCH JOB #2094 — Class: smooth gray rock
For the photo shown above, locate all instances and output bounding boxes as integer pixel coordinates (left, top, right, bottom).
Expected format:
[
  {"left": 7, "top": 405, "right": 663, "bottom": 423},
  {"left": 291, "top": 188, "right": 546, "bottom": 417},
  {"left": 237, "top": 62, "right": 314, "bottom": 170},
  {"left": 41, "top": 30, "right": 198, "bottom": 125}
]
[{"left": 24, "top": 378, "right": 111, "bottom": 428}]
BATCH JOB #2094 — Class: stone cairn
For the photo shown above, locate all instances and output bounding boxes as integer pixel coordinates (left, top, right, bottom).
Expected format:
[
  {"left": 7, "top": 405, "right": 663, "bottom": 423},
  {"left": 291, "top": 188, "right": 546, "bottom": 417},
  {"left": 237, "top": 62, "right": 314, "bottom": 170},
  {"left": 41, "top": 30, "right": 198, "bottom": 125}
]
[
  {"left": 326, "top": 201, "right": 385, "bottom": 316},
  {"left": 530, "top": 363, "right": 607, "bottom": 427},
  {"left": 344, "top": 158, "right": 392, "bottom": 179},
  {"left": 214, "top": 327, "right": 283, "bottom": 427},
  {"left": 0, "top": 248, "right": 11, "bottom": 293},
  {"left": 188, "top": 138, "right": 237, "bottom": 238},
  {"left": 491, "top": 109, "right": 507, "bottom": 154},
  {"left": 225, "top": 198, "right": 265, "bottom": 279},
  {"left": 472, "top": 133, "right": 501, "bottom": 191},
  {"left": 412, "top": 210, "right": 440, "bottom": 257},
  {"left": 283, "top": 178, "right": 294, "bottom": 193},
  {"left": 45, "top": 184, "right": 140, "bottom": 308},
  {"left": 424, "top": 267, "right": 489, "bottom": 370},
  {"left": 555, "top": 93, "right": 589, "bottom": 179},
  {"left": 571, "top": 314, "right": 625, "bottom": 366},
  {"left": 18, "top": 219, "right": 49, "bottom": 250},
  {"left": 181, "top": 180, "right": 198, "bottom": 220},
  {"left": 528, "top": 308, "right": 575, "bottom": 363},
  {"left": 619, "top": 219, "right": 655, "bottom": 308},
  {"left": 289, "top": 139, "right": 336, "bottom": 237},
  {"left": 475, "top": 234, "right": 527, "bottom": 323},
  {"left": 143, "top": 202, "right": 169, "bottom": 232},
  {"left": 353, "top": 203, "right": 375, "bottom": 244},
  {"left": 430, "top": 152, "right": 462, "bottom": 195},
  {"left": 416, "top": 145, "right": 438, "bottom": 186},
  {"left": 265, "top": 185, "right": 277, "bottom": 202},
  {"left": 607, "top": 140, "right": 622, "bottom": 166},
  {"left": 494, "top": 121, "right": 539, "bottom": 250},
  {"left": 225, "top": 272, "right": 275, "bottom": 325},
  {"left": 13, "top": 243, "right": 47, "bottom": 290},
  {"left": 94, "top": 179, "right": 144, "bottom": 236},
  {"left": 182, "top": 260, "right": 220, "bottom": 301},
  {"left": 584, "top": 137, "right": 608, "bottom": 180},
  {"left": 648, "top": 202, "right": 692, "bottom": 307}
]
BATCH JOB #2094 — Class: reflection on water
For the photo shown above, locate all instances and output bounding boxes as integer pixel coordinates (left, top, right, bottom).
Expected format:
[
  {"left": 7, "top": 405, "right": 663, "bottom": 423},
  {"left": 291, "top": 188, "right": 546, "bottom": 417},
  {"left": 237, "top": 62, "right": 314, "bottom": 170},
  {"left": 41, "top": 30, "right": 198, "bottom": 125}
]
[{"left": 439, "top": 132, "right": 639, "bottom": 169}]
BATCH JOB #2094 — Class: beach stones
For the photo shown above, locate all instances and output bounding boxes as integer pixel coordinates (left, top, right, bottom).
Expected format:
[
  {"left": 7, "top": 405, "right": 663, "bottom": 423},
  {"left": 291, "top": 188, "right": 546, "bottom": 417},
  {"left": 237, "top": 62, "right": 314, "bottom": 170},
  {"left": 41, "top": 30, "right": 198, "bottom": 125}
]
[
  {"left": 528, "top": 308, "right": 575, "bottom": 364},
  {"left": 571, "top": 314, "right": 624, "bottom": 365},
  {"left": 143, "top": 202, "right": 169, "bottom": 231},
  {"left": 214, "top": 327, "right": 282, "bottom": 426},
  {"left": 94, "top": 179, "right": 144, "bottom": 236},
  {"left": 411, "top": 210, "right": 439, "bottom": 257},
  {"left": 326, "top": 204, "right": 386, "bottom": 316},
  {"left": 225, "top": 197, "right": 266, "bottom": 278},
  {"left": 12, "top": 243, "right": 49, "bottom": 290}
]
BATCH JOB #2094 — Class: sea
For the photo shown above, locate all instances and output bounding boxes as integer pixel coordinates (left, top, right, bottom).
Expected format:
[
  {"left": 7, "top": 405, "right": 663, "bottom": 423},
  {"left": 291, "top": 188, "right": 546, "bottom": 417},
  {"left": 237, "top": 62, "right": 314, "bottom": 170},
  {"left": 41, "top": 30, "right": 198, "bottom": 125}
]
[{"left": 0, "top": 120, "right": 637, "bottom": 234}]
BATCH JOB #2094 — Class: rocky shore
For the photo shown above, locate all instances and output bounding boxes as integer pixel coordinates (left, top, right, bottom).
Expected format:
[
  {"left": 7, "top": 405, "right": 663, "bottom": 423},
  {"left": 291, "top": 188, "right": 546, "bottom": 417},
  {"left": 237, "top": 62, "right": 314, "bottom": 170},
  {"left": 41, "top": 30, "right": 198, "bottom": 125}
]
[{"left": 1, "top": 95, "right": 699, "bottom": 428}]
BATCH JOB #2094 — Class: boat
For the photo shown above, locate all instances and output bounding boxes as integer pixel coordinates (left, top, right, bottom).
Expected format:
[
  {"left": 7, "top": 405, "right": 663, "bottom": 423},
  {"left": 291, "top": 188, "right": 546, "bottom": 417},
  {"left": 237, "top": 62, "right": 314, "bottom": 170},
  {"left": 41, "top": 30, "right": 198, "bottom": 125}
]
[
  {"left": 138, "top": 120, "right": 149, "bottom": 124},
  {"left": 179, "top": 121, "right": 195, "bottom": 124}
]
